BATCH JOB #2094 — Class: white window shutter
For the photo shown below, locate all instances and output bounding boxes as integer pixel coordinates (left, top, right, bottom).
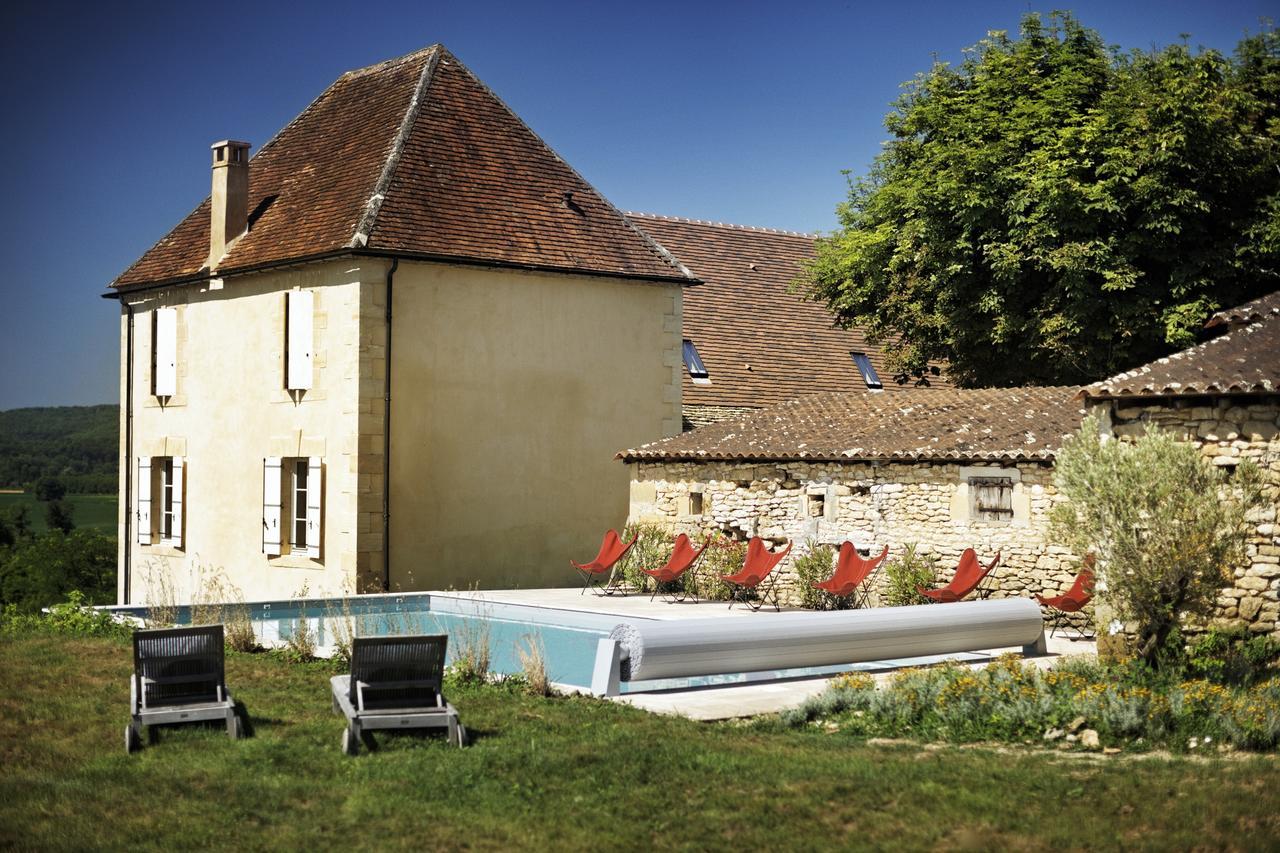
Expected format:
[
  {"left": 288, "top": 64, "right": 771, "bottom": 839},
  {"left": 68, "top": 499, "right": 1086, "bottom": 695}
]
[
  {"left": 154, "top": 308, "right": 177, "bottom": 397},
  {"left": 305, "top": 456, "right": 322, "bottom": 558},
  {"left": 286, "top": 291, "right": 314, "bottom": 390},
  {"left": 136, "top": 457, "right": 152, "bottom": 545},
  {"left": 170, "top": 456, "right": 184, "bottom": 548},
  {"left": 263, "top": 457, "right": 282, "bottom": 556}
]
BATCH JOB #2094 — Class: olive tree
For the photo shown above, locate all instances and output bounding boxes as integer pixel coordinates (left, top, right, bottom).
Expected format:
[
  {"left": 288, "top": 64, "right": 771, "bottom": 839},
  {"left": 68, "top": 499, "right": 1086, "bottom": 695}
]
[{"left": 1050, "top": 417, "right": 1263, "bottom": 668}]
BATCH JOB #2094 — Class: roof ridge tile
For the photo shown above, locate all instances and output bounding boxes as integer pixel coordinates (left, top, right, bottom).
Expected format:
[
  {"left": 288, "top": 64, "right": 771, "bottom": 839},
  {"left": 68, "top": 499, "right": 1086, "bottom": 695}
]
[
  {"left": 625, "top": 212, "right": 817, "bottom": 239},
  {"left": 349, "top": 46, "right": 441, "bottom": 248}
]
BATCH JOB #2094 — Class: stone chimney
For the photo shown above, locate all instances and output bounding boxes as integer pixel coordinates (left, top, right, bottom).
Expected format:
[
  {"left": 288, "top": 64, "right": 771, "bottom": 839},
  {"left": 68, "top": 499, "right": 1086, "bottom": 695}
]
[{"left": 208, "top": 140, "right": 251, "bottom": 269}]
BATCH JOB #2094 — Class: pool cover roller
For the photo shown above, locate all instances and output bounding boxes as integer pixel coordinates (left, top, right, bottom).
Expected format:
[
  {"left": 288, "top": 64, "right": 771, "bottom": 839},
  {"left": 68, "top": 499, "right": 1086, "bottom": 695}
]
[{"left": 590, "top": 597, "right": 1046, "bottom": 696}]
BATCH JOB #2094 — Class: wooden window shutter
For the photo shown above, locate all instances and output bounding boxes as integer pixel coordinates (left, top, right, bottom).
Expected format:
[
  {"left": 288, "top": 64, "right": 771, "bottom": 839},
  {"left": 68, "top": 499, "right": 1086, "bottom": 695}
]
[
  {"left": 169, "top": 456, "right": 184, "bottom": 548},
  {"left": 136, "top": 457, "right": 152, "bottom": 545},
  {"left": 263, "top": 457, "right": 282, "bottom": 556},
  {"left": 971, "top": 477, "right": 1013, "bottom": 521},
  {"left": 286, "top": 291, "right": 314, "bottom": 391},
  {"left": 154, "top": 308, "right": 177, "bottom": 397},
  {"left": 304, "top": 456, "right": 322, "bottom": 558}
]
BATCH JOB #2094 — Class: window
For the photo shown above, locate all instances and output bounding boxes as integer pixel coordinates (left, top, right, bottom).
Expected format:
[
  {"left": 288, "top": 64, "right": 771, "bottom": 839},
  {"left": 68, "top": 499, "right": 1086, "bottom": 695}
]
[
  {"left": 285, "top": 290, "right": 313, "bottom": 391},
  {"left": 136, "top": 456, "right": 183, "bottom": 547},
  {"left": 807, "top": 491, "right": 826, "bottom": 518},
  {"left": 152, "top": 308, "right": 177, "bottom": 397},
  {"left": 689, "top": 491, "right": 704, "bottom": 516},
  {"left": 970, "top": 477, "right": 1013, "bottom": 522},
  {"left": 264, "top": 456, "right": 321, "bottom": 558},
  {"left": 682, "top": 339, "right": 711, "bottom": 385},
  {"left": 850, "top": 352, "right": 882, "bottom": 390}
]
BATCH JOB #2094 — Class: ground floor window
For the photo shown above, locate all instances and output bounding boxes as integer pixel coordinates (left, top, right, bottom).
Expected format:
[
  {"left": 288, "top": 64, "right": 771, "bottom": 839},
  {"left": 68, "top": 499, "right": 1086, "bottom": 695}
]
[
  {"left": 137, "top": 455, "right": 184, "bottom": 548},
  {"left": 264, "top": 456, "right": 322, "bottom": 559}
]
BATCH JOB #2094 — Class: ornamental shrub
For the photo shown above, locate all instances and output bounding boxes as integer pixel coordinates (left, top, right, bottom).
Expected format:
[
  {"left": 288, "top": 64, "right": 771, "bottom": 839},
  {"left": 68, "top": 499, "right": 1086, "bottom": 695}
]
[
  {"left": 791, "top": 540, "right": 842, "bottom": 610},
  {"left": 880, "top": 544, "right": 937, "bottom": 606}
]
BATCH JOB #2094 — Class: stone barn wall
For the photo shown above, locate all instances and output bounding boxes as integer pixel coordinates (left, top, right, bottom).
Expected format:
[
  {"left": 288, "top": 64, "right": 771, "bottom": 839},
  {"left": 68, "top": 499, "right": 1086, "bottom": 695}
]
[
  {"left": 627, "top": 459, "right": 1084, "bottom": 610},
  {"left": 1094, "top": 395, "right": 1280, "bottom": 638}
]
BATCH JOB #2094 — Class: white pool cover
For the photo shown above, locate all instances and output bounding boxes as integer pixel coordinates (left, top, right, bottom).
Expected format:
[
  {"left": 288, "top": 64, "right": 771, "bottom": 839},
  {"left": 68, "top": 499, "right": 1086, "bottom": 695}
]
[{"left": 591, "top": 598, "right": 1045, "bottom": 695}]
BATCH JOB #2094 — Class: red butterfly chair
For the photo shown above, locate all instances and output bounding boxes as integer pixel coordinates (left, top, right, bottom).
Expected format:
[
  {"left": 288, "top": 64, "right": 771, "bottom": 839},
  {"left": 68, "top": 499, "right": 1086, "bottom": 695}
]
[
  {"left": 917, "top": 549, "right": 1001, "bottom": 603},
  {"left": 1036, "top": 555, "right": 1096, "bottom": 639},
  {"left": 570, "top": 529, "right": 637, "bottom": 596},
  {"left": 720, "top": 538, "right": 793, "bottom": 612},
  {"left": 812, "top": 543, "right": 888, "bottom": 609},
  {"left": 641, "top": 534, "right": 713, "bottom": 603}
]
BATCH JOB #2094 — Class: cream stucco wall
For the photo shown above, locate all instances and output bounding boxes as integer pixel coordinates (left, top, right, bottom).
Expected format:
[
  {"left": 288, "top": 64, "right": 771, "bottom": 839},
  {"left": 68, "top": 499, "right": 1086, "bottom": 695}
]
[
  {"left": 117, "top": 260, "right": 386, "bottom": 605},
  {"left": 387, "top": 261, "right": 683, "bottom": 591}
]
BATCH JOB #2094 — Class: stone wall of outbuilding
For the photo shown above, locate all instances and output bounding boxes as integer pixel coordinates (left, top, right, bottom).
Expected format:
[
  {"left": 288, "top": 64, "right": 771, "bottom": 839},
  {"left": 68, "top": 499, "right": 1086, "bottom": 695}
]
[
  {"left": 627, "top": 459, "right": 1085, "bottom": 611},
  {"left": 1092, "top": 395, "right": 1280, "bottom": 639}
]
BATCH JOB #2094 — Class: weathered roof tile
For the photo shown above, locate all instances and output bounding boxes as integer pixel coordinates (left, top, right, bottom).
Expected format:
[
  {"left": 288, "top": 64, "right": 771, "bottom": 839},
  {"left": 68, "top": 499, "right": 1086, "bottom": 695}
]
[
  {"left": 112, "top": 46, "right": 692, "bottom": 290},
  {"left": 626, "top": 214, "right": 949, "bottom": 409},
  {"left": 619, "top": 386, "right": 1081, "bottom": 463},
  {"left": 1083, "top": 292, "right": 1280, "bottom": 399}
]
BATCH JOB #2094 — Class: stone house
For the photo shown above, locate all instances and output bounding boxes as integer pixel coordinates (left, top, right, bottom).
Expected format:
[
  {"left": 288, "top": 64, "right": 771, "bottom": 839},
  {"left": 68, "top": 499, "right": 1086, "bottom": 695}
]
[
  {"left": 1079, "top": 290, "right": 1280, "bottom": 638},
  {"left": 620, "top": 386, "right": 1087, "bottom": 604},
  {"left": 622, "top": 214, "right": 950, "bottom": 429},
  {"left": 107, "top": 45, "right": 696, "bottom": 604}
]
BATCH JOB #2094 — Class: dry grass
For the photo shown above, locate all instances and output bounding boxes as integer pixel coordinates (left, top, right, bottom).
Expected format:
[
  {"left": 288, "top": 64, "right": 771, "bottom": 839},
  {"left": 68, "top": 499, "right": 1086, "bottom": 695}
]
[{"left": 515, "top": 634, "right": 551, "bottom": 696}]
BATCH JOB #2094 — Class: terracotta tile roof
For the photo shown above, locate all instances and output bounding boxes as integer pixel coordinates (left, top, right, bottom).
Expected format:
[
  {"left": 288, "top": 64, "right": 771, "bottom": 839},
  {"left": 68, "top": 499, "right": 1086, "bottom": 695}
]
[
  {"left": 1082, "top": 298, "right": 1280, "bottom": 399},
  {"left": 112, "top": 46, "right": 692, "bottom": 290},
  {"left": 619, "top": 386, "right": 1081, "bottom": 463},
  {"left": 625, "top": 214, "right": 950, "bottom": 409},
  {"left": 1205, "top": 290, "right": 1280, "bottom": 328}
]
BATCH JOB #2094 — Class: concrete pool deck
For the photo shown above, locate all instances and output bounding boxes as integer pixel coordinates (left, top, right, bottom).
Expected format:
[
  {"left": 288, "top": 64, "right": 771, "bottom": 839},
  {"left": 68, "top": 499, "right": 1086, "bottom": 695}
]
[{"left": 444, "top": 588, "right": 1098, "bottom": 721}]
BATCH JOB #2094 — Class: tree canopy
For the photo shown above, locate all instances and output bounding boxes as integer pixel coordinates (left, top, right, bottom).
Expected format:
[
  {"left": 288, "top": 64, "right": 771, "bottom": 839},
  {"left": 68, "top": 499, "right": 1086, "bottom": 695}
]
[{"left": 803, "top": 13, "right": 1280, "bottom": 386}]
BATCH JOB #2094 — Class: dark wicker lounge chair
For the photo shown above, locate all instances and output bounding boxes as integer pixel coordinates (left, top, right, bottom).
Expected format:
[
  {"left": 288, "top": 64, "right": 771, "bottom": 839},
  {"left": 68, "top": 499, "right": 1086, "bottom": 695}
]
[
  {"left": 571, "top": 529, "right": 638, "bottom": 596},
  {"left": 126, "top": 624, "right": 241, "bottom": 753},
  {"left": 330, "top": 634, "right": 466, "bottom": 756}
]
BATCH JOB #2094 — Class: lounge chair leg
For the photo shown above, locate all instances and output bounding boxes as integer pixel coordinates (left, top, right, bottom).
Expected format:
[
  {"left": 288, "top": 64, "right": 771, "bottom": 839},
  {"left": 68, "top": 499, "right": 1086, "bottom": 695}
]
[{"left": 343, "top": 724, "right": 360, "bottom": 756}]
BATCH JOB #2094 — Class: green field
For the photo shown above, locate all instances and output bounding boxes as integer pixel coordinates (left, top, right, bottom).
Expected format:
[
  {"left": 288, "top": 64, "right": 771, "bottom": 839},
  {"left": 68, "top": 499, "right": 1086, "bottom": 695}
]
[
  {"left": 0, "top": 492, "right": 117, "bottom": 534},
  {"left": 2, "top": 632, "right": 1279, "bottom": 851}
]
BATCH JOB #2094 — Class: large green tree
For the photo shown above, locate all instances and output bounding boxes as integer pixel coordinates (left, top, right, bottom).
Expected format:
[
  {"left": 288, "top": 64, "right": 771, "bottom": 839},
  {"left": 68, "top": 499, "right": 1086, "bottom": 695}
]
[{"left": 803, "top": 13, "right": 1280, "bottom": 386}]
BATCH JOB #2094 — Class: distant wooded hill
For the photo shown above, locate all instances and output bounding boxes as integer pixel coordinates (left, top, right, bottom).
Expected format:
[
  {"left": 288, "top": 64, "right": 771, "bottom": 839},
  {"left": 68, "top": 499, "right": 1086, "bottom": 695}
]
[{"left": 0, "top": 405, "right": 117, "bottom": 494}]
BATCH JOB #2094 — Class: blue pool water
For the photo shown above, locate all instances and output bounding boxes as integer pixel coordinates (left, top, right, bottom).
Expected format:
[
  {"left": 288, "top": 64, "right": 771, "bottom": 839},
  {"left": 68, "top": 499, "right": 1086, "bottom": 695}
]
[{"left": 105, "top": 592, "right": 993, "bottom": 692}]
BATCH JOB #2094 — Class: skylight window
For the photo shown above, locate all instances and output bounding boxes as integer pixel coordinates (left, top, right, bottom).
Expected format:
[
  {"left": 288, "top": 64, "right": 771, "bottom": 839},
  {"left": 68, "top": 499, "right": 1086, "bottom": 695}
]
[
  {"left": 851, "top": 352, "right": 882, "bottom": 390},
  {"left": 683, "top": 339, "right": 711, "bottom": 385}
]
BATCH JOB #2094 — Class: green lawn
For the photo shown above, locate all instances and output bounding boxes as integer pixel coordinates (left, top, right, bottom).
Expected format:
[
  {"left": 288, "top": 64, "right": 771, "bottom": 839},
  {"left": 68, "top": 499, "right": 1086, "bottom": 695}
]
[
  {"left": 0, "top": 492, "right": 117, "bottom": 533},
  {"left": 2, "top": 634, "right": 1279, "bottom": 850}
]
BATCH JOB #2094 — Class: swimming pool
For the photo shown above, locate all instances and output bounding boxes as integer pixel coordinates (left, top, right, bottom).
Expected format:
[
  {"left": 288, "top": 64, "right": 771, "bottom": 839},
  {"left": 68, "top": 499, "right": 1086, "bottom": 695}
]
[{"left": 104, "top": 592, "right": 994, "bottom": 693}]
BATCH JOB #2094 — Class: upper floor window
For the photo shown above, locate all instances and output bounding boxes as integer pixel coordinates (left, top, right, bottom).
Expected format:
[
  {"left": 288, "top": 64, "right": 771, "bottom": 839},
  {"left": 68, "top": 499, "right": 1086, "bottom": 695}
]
[
  {"left": 683, "top": 339, "right": 711, "bottom": 385},
  {"left": 850, "top": 351, "right": 882, "bottom": 390},
  {"left": 285, "top": 290, "right": 313, "bottom": 391},
  {"left": 152, "top": 308, "right": 178, "bottom": 397}
]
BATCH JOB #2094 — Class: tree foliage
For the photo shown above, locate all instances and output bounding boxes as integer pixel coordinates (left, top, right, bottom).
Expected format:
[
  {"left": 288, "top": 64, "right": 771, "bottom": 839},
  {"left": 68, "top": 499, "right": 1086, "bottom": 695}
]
[
  {"left": 34, "top": 477, "right": 67, "bottom": 502},
  {"left": 1050, "top": 418, "right": 1263, "bottom": 669},
  {"left": 0, "top": 529, "right": 117, "bottom": 613},
  {"left": 803, "top": 13, "right": 1280, "bottom": 386},
  {"left": 0, "top": 405, "right": 117, "bottom": 494}
]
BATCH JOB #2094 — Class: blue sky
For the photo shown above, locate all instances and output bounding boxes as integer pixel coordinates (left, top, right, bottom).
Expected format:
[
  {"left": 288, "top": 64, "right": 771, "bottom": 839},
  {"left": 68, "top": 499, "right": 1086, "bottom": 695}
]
[{"left": 0, "top": 0, "right": 1272, "bottom": 409}]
